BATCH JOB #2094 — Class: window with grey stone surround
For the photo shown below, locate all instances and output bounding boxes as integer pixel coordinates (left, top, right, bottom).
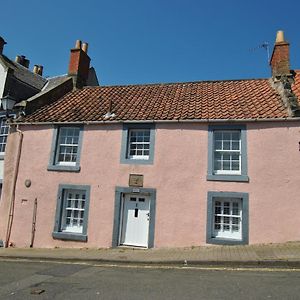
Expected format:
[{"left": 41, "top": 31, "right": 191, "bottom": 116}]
[
  {"left": 120, "top": 123, "right": 155, "bottom": 164},
  {"left": 48, "top": 126, "right": 83, "bottom": 172},
  {"left": 53, "top": 184, "right": 90, "bottom": 242},
  {"left": 207, "top": 124, "right": 248, "bottom": 182},
  {"left": 207, "top": 191, "right": 249, "bottom": 245},
  {"left": 0, "top": 117, "right": 9, "bottom": 158}
]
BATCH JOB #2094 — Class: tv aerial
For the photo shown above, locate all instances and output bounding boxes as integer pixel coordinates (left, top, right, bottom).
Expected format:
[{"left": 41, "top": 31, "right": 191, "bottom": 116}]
[{"left": 250, "top": 41, "right": 270, "bottom": 63}]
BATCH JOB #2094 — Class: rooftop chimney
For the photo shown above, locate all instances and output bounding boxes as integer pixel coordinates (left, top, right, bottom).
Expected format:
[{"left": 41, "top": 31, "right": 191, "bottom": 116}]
[
  {"left": 68, "top": 39, "right": 91, "bottom": 89},
  {"left": 33, "top": 65, "right": 43, "bottom": 76},
  {"left": 270, "top": 30, "right": 290, "bottom": 77},
  {"left": 15, "top": 55, "right": 30, "bottom": 68},
  {"left": 0, "top": 36, "right": 7, "bottom": 55}
]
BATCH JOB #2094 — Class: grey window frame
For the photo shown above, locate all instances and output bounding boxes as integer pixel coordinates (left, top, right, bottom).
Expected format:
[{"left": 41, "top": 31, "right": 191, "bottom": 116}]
[
  {"left": 112, "top": 186, "right": 156, "bottom": 248},
  {"left": 0, "top": 116, "right": 9, "bottom": 159},
  {"left": 206, "top": 191, "right": 249, "bottom": 245},
  {"left": 52, "top": 184, "right": 91, "bottom": 242},
  {"left": 48, "top": 125, "right": 84, "bottom": 172},
  {"left": 207, "top": 124, "right": 249, "bottom": 182},
  {"left": 120, "top": 123, "right": 155, "bottom": 165}
]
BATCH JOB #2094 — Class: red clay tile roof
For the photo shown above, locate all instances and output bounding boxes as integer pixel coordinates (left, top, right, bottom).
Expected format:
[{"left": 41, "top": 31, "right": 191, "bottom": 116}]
[
  {"left": 23, "top": 77, "right": 293, "bottom": 123},
  {"left": 292, "top": 70, "right": 300, "bottom": 101}
]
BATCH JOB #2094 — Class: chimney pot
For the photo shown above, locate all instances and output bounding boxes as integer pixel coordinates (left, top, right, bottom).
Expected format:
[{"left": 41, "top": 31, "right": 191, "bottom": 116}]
[
  {"left": 75, "top": 40, "right": 82, "bottom": 49},
  {"left": 37, "top": 65, "right": 43, "bottom": 76},
  {"left": 275, "top": 30, "right": 285, "bottom": 43},
  {"left": 82, "top": 42, "right": 88, "bottom": 53},
  {"left": 33, "top": 65, "right": 39, "bottom": 74},
  {"left": 15, "top": 55, "right": 21, "bottom": 63}
]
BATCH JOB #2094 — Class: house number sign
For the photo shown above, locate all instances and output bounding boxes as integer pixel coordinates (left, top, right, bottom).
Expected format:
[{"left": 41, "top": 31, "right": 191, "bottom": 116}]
[{"left": 129, "top": 174, "right": 144, "bottom": 187}]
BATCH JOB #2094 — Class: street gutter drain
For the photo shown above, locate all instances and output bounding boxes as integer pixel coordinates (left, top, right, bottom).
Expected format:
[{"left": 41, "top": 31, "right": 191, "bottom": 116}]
[{"left": 31, "top": 289, "right": 45, "bottom": 295}]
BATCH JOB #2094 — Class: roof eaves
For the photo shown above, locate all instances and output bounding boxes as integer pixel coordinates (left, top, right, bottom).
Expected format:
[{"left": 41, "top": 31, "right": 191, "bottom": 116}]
[{"left": 13, "top": 116, "right": 300, "bottom": 126}]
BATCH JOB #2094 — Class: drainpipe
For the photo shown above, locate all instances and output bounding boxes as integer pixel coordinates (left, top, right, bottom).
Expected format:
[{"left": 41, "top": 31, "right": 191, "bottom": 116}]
[{"left": 5, "top": 125, "right": 23, "bottom": 247}]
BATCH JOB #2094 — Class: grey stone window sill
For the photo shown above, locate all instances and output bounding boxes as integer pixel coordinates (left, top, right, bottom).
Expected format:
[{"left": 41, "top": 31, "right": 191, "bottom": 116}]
[
  {"left": 121, "top": 158, "right": 153, "bottom": 165},
  {"left": 207, "top": 174, "right": 249, "bottom": 182},
  {"left": 52, "top": 231, "right": 87, "bottom": 242},
  {"left": 207, "top": 237, "right": 247, "bottom": 245},
  {"left": 47, "top": 165, "right": 81, "bottom": 172}
]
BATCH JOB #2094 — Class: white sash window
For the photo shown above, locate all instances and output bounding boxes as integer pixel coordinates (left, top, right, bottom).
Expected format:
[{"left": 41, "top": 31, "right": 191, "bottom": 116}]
[{"left": 213, "top": 130, "right": 241, "bottom": 175}]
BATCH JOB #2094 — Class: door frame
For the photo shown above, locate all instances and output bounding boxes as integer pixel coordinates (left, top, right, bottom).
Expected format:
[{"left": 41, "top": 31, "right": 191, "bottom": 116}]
[{"left": 112, "top": 187, "right": 156, "bottom": 248}]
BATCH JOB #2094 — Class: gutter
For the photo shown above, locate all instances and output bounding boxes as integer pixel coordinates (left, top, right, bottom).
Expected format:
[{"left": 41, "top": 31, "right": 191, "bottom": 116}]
[{"left": 12, "top": 117, "right": 300, "bottom": 126}]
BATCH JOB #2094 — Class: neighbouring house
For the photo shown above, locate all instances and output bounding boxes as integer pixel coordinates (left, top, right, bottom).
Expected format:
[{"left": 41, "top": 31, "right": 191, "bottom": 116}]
[
  {"left": 0, "top": 37, "right": 99, "bottom": 199},
  {"left": 0, "top": 37, "right": 99, "bottom": 247},
  {"left": 0, "top": 30, "right": 299, "bottom": 249},
  {"left": 0, "top": 37, "right": 47, "bottom": 192}
]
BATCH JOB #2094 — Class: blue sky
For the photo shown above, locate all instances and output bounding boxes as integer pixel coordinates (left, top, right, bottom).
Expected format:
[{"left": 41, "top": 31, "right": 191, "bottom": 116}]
[{"left": 1, "top": 0, "right": 300, "bottom": 85}]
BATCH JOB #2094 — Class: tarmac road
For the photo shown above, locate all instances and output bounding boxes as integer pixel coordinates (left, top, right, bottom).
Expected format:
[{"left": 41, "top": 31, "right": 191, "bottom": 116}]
[{"left": 0, "top": 260, "right": 300, "bottom": 299}]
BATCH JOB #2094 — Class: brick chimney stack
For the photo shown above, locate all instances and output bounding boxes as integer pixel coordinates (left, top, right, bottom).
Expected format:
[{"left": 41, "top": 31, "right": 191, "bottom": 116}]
[
  {"left": 0, "top": 36, "right": 7, "bottom": 55},
  {"left": 270, "top": 30, "right": 290, "bottom": 77},
  {"left": 68, "top": 40, "right": 91, "bottom": 89}
]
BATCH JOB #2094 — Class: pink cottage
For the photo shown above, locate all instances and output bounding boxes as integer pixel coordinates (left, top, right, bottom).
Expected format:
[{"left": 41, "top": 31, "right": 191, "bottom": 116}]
[{"left": 0, "top": 31, "right": 300, "bottom": 249}]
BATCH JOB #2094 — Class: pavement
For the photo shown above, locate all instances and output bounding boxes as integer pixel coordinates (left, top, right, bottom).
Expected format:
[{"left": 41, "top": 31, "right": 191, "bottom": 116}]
[{"left": 1, "top": 242, "right": 300, "bottom": 268}]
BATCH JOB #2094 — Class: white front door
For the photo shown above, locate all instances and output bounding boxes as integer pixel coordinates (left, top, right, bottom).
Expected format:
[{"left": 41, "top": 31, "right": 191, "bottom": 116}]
[{"left": 120, "top": 194, "right": 150, "bottom": 247}]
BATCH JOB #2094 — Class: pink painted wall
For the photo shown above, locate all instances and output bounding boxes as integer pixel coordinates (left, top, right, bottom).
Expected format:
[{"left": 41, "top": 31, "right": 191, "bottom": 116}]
[{"left": 1, "top": 121, "right": 300, "bottom": 248}]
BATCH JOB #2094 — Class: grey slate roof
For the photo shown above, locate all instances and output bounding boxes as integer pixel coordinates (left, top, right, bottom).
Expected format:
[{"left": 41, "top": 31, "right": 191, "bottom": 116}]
[{"left": 1, "top": 55, "right": 47, "bottom": 90}]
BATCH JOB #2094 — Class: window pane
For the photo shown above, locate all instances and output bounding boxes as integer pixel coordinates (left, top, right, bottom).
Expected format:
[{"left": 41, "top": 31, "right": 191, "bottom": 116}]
[
  {"left": 223, "top": 141, "right": 230, "bottom": 150},
  {"left": 214, "top": 160, "right": 221, "bottom": 171},
  {"left": 214, "top": 141, "right": 222, "bottom": 150},
  {"left": 223, "top": 153, "right": 230, "bottom": 161},
  {"left": 223, "top": 161, "right": 230, "bottom": 170},
  {"left": 231, "top": 132, "right": 240, "bottom": 141},
  {"left": 214, "top": 152, "right": 222, "bottom": 160},
  {"left": 215, "top": 206, "right": 221, "bottom": 214},
  {"left": 223, "top": 225, "right": 230, "bottom": 231},
  {"left": 214, "top": 132, "right": 222, "bottom": 140},
  {"left": 215, "top": 216, "right": 221, "bottom": 223},
  {"left": 232, "top": 225, "right": 239, "bottom": 232},
  {"left": 232, "top": 217, "right": 239, "bottom": 225},
  {"left": 223, "top": 132, "right": 231, "bottom": 140},
  {"left": 232, "top": 153, "right": 240, "bottom": 161},
  {"left": 232, "top": 161, "right": 240, "bottom": 171},
  {"left": 232, "top": 141, "right": 240, "bottom": 150}
]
